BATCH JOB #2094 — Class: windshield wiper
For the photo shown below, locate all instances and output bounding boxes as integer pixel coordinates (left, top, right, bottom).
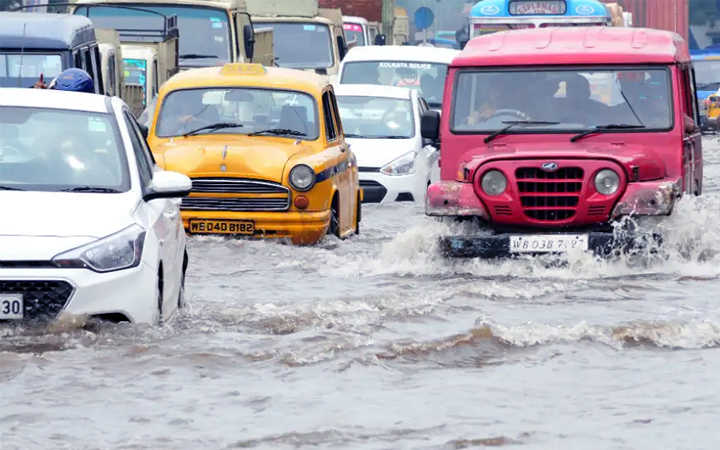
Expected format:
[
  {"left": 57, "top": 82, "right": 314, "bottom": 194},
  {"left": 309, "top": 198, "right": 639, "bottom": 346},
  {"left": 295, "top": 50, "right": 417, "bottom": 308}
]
[
  {"left": 0, "top": 185, "right": 25, "bottom": 191},
  {"left": 484, "top": 121, "right": 560, "bottom": 144},
  {"left": 183, "top": 122, "right": 244, "bottom": 137},
  {"left": 247, "top": 128, "right": 307, "bottom": 137},
  {"left": 179, "top": 54, "right": 219, "bottom": 59},
  {"left": 570, "top": 124, "right": 646, "bottom": 142},
  {"left": 60, "top": 186, "right": 121, "bottom": 193}
]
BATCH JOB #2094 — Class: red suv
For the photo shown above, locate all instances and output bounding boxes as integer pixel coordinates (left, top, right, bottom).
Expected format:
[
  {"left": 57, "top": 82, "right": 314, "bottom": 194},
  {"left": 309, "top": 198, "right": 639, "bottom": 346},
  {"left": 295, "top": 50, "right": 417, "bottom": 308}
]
[{"left": 422, "top": 27, "right": 703, "bottom": 257}]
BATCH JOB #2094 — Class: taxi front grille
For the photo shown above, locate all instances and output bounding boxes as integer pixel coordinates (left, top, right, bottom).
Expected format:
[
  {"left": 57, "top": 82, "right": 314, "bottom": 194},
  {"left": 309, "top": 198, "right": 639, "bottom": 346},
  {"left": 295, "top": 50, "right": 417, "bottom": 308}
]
[
  {"left": 185, "top": 178, "right": 290, "bottom": 212},
  {"left": 0, "top": 280, "right": 73, "bottom": 321},
  {"left": 191, "top": 178, "right": 288, "bottom": 194},
  {"left": 516, "top": 167, "right": 584, "bottom": 223},
  {"left": 181, "top": 197, "right": 290, "bottom": 212}
]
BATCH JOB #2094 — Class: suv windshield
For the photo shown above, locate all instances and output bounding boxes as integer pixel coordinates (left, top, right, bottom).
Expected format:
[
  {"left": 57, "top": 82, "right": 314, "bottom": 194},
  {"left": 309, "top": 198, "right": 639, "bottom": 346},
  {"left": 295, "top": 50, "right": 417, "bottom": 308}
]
[
  {"left": 74, "top": 5, "right": 231, "bottom": 66},
  {"left": 0, "top": 107, "right": 129, "bottom": 192},
  {"left": 693, "top": 59, "right": 720, "bottom": 91},
  {"left": 336, "top": 96, "right": 414, "bottom": 139},
  {"left": 156, "top": 88, "right": 319, "bottom": 139},
  {"left": 0, "top": 53, "right": 63, "bottom": 88},
  {"left": 254, "top": 22, "right": 333, "bottom": 69},
  {"left": 341, "top": 61, "right": 449, "bottom": 108},
  {"left": 452, "top": 68, "right": 672, "bottom": 133}
]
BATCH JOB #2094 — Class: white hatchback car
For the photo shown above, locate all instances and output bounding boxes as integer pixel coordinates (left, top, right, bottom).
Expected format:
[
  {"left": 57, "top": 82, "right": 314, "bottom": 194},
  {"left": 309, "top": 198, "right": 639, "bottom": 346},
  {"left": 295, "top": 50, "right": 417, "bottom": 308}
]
[
  {"left": 335, "top": 84, "right": 438, "bottom": 204},
  {"left": 0, "top": 89, "right": 191, "bottom": 325}
]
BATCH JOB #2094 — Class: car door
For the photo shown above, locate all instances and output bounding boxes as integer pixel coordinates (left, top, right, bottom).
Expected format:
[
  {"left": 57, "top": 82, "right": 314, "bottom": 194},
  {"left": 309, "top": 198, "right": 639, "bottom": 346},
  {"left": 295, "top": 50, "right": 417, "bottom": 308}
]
[
  {"left": 417, "top": 94, "right": 440, "bottom": 186},
  {"left": 123, "top": 110, "right": 182, "bottom": 309}
]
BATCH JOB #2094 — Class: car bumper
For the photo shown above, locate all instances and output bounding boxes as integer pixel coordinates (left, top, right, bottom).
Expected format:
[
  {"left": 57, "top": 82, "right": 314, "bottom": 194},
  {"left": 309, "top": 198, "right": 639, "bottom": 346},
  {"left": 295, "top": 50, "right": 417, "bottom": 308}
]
[
  {"left": 181, "top": 209, "right": 330, "bottom": 245},
  {"left": 360, "top": 171, "right": 423, "bottom": 204},
  {"left": 0, "top": 262, "right": 158, "bottom": 324},
  {"left": 440, "top": 231, "right": 658, "bottom": 258}
]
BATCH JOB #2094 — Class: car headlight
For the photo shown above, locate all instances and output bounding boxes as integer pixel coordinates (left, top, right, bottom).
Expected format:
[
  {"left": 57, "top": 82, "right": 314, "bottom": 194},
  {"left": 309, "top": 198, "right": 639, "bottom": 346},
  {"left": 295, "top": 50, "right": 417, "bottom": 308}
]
[
  {"left": 52, "top": 224, "right": 146, "bottom": 273},
  {"left": 481, "top": 170, "right": 507, "bottom": 196},
  {"left": 380, "top": 151, "right": 416, "bottom": 176},
  {"left": 289, "top": 164, "right": 316, "bottom": 192},
  {"left": 595, "top": 169, "right": 620, "bottom": 195}
]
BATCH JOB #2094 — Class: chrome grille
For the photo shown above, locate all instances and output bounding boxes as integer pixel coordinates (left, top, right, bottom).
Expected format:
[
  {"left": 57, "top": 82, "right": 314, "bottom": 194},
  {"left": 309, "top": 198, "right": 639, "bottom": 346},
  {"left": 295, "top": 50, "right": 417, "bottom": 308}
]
[
  {"left": 191, "top": 178, "right": 288, "bottom": 194},
  {"left": 516, "top": 167, "right": 584, "bottom": 223},
  {"left": 182, "top": 197, "right": 290, "bottom": 212}
]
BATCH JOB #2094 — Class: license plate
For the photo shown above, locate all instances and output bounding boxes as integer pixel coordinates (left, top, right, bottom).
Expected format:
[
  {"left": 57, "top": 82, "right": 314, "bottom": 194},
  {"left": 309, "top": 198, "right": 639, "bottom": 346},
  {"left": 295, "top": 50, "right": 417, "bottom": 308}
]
[
  {"left": 188, "top": 219, "right": 255, "bottom": 235},
  {"left": 510, "top": 234, "right": 589, "bottom": 253},
  {"left": 0, "top": 294, "right": 23, "bottom": 320}
]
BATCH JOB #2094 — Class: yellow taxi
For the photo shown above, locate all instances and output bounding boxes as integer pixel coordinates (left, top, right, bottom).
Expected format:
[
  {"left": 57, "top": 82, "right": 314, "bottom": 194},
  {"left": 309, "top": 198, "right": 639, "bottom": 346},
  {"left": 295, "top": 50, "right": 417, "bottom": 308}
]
[{"left": 147, "top": 63, "right": 361, "bottom": 244}]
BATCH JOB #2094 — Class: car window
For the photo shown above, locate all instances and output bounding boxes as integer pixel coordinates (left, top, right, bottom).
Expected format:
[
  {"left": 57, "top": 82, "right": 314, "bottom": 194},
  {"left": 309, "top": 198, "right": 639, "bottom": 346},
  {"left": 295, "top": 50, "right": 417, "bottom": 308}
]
[
  {"left": 322, "top": 91, "right": 337, "bottom": 141},
  {"left": 336, "top": 95, "right": 415, "bottom": 139},
  {"left": 123, "top": 111, "right": 154, "bottom": 188},
  {"left": 0, "top": 106, "right": 129, "bottom": 192}
]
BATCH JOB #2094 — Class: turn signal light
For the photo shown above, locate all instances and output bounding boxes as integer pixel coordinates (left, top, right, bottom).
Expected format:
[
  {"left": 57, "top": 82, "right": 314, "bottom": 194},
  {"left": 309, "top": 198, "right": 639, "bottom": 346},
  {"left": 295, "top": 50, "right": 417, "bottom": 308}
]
[{"left": 294, "top": 195, "right": 309, "bottom": 210}]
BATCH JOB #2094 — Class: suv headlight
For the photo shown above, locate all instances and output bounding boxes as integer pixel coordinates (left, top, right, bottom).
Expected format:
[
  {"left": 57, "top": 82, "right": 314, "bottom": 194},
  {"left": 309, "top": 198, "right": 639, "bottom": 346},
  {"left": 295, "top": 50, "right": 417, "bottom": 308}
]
[
  {"left": 289, "top": 164, "right": 316, "bottom": 191},
  {"left": 52, "top": 224, "right": 146, "bottom": 273},
  {"left": 481, "top": 170, "right": 507, "bottom": 196},
  {"left": 595, "top": 169, "right": 620, "bottom": 195},
  {"left": 380, "top": 151, "right": 416, "bottom": 176}
]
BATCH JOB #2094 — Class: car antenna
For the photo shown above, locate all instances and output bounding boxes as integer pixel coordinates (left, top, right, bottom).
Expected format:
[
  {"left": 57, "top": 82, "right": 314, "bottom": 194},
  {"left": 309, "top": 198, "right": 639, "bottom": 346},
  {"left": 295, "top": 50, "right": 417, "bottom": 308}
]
[{"left": 17, "top": 22, "right": 27, "bottom": 87}]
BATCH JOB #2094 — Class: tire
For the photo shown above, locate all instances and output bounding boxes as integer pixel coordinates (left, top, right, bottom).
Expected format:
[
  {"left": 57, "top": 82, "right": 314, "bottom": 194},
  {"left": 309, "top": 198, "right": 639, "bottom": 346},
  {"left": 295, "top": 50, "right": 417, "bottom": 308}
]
[
  {"left": 355, "top": 192, "right": 361, "bottom": 235},
  {"left": 329, "top": 195, "right": 340, "bottom": 238},
  {"left": 156, "top": 268, "right": 164, "bottom": 326},
  {"left": 178, "top": 251, "right": 188, "bottom": 309}
]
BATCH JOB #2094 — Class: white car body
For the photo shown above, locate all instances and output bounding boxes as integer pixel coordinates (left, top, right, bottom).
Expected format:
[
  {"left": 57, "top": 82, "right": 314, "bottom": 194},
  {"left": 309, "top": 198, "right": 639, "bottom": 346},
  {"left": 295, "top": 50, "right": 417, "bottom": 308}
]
[
  {"left": 0, "top": 89, "right": 191, "bottom": 325},
  {"left": 337, "top": 45, "right": 460, "bottom": 112},
  {"left": 335, "top": 84, "right": 439, "bottom": 205}
]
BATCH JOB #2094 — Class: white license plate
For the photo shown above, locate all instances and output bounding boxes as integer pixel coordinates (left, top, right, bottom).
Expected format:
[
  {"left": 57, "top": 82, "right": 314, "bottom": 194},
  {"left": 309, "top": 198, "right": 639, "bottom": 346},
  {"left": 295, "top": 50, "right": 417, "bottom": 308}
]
[
  {"left": 510, "top": 234, "right": 589, "bottom": 253},
  {"left": 0, "top": 294, "right": 23, "bottom": 319}
]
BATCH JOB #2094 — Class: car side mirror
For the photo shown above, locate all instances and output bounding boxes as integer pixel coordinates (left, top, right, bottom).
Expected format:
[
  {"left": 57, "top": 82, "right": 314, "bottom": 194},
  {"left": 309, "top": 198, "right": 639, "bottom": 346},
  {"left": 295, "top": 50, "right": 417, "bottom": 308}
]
[
  {"left": 144, "top": 171, "right": 191, "bottom": 201},
  {"left": 244, "top": 24, "right": 256, "bottom": 62},
  {"left": 421, "top": 110, "right": 440, "bottom": 142},
  {"left": 684, "top": 115, "right": 700, "bottom": 135},
  {"left": 138, "top": 123, "right": 149, "bottom": 139},
  {"left": 374, "top": 34, "right": 386, "bottom": 45}
]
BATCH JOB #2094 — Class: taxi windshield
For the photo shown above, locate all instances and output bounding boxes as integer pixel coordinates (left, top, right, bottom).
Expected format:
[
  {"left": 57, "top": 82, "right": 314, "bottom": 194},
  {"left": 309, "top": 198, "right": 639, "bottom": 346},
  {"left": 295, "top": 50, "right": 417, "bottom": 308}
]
[
  {"left": 0, "top": 53, "right": 63, "bottom": 88},
  {"left": 0, "top": 107, "right": 129, "bottom": 192},
  {"left": 337, "top": 96, "right": 414, "bottom": 139},
  {"left": 452, "top": 67, "right": 673, "bottom": 133},
  {"left": 74, "top": 5, "right": 231, "bottom": 66},
  {"left": 693, "top": 59, "right": 720, "bottom": 91},
  {"left": 254, "top": 22, "right": 334, "bottom": 69},
  {"left": 341, "top": 61, "right": 449, "bottom": 108},
  {"left": 156, "top": 88, "right": 319, "bottom": 139}
]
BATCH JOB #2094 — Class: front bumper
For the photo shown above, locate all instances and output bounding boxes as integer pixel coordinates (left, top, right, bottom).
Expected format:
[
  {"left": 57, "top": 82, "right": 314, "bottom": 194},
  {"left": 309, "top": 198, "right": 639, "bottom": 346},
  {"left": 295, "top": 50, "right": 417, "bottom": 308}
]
[
  {"left": 181, "top": 209, "right": 330, "bottom": 245},
  {"left": 360, "top": 171, "right": 423, "bottom": 204},
  {"left": 0, "top": 263, "right": 158, "bottom": 324}
]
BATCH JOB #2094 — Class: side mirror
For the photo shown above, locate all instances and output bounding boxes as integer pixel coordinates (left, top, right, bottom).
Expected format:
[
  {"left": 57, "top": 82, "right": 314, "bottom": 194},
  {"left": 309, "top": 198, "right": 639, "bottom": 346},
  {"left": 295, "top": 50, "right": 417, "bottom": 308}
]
[
  {"left": 337, "top": 35, "right": 347, "bottom": 61},
  {"left": 244, "top": 24, "right": 256, "bottom": 62},
  {"left": 684, "top": 115, "right": 700, "bottom": 135},
  {"left": 138, "top": 123, "right": 149, "bottom": 139},
  {"left": 421, "top": 110, "right": 440, "bottom": 142},
  {"left": 144, "top": 171, "right": 191, "bottom": 201},
  {"left": 374, "top": 34, "right": 386, "bottom": 45}
]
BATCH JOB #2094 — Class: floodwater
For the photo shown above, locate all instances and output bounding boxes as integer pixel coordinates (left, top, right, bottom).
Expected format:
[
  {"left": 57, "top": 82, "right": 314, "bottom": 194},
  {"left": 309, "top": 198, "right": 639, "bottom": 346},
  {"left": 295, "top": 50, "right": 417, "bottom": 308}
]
[{"left": 2, "top": 139, "right": 720, "bottom": 449}]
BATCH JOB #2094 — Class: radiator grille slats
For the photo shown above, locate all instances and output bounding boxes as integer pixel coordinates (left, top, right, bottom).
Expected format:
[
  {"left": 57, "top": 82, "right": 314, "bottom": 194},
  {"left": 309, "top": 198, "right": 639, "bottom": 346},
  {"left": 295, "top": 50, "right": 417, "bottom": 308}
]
[
  {"left": 184, "top": 178, "right": 290, "bottom": 212},
  {"left": 516, "top": 167, "right": 584, "bottom": 222}
]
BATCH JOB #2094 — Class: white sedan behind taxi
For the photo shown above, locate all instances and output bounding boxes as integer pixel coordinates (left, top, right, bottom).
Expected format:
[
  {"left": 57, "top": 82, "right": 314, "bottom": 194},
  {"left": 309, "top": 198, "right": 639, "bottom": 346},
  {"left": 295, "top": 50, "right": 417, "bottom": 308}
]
[{"left": 0, "top": 89, "right": 191, "bottom": 325}]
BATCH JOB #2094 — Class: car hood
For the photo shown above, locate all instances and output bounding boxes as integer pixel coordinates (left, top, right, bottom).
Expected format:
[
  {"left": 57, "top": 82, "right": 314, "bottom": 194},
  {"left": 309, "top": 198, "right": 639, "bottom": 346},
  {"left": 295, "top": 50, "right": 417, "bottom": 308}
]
[
  {"left": 346, "top": 137, "right": 416, "bottom": 168},
  {"left": 154, "top": 135, "right": 307, "bottom": 183},
  {"left": 0, "top": 192, "right": 137, "bottom": 260}
]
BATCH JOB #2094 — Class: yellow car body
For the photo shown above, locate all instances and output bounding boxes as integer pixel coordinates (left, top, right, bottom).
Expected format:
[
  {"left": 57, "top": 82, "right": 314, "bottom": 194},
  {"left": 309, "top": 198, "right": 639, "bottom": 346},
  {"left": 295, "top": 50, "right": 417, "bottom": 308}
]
[{"left": 147, "top": 63, "right": 361, "bottom": 245}]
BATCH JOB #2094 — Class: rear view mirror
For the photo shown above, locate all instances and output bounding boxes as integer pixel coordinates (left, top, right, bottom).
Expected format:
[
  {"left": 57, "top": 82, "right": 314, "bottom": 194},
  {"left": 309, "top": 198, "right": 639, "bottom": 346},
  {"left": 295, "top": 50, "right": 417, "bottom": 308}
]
[
  {"left": 244, "top": 24, "right": 256, "bottom": 62},
  {"left": 421, "top": 110, "right": 440, "bottom": 141},
  {"left": 374, "top": 34, "right": 386, "bottom": 45},
  {"left": 144, "top": 171, "right": 191, "bottom": 201}
]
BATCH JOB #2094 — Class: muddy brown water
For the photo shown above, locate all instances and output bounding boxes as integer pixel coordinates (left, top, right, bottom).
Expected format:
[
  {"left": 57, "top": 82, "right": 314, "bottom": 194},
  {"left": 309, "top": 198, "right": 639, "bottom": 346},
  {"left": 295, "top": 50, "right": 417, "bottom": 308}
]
[{"left": 2, "top": 138, "right": 720, "bottom": 449}]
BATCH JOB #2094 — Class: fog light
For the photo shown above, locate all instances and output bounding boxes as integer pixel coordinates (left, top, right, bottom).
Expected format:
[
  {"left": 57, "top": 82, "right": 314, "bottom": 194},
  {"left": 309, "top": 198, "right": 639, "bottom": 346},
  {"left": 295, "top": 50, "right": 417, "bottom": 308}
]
[
  {"left": 294, "top": 195, "right": 309, "bottom": 209},
  {"left": 595, "top": 169, "right": 620, "bottom": 195},
  {"left": 481, "top": 170, "right": 507, "bottom": 196}
]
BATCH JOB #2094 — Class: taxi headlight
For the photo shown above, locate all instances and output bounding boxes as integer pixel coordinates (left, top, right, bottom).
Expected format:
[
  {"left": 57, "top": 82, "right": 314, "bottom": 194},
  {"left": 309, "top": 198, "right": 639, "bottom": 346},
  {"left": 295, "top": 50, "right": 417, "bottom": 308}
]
[
  {"left": 380, "top": 151, "right": 417, "bottom": 176},
  {"left": 52, "top": 224, "right": 146, "bottom": 273},
  {"left": 595, "top": 169, "right": 620, "bottom": 195},
  {"left": 289, "top": 164, "right": 316, "bottom": 191},
  {"left": 481, "top": 170, "right": 507, "bottom": 196}
]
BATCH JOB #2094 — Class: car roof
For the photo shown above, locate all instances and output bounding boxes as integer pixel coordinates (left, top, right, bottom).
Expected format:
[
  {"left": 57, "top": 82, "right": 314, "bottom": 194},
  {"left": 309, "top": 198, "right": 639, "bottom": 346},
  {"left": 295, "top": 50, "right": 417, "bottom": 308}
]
[
  {"left": 0, "top": 12, "right": 95, "bottom": 49},
  {"left": 0, "top": 88, "right": 111, "bottom": 114},
  {"left": 343, "top": 16, "right": 368, "bottom": 24},
  {"left": 343, "top": 45, "right": 460, "bottom": 64},
  {"left": 161, "top": 64, "right": 329, "bottom": 97},
  {"left": 454, "top": 27, "right": 690, "bottom": 67},
  {"left": 334, "top": 84, "right": 413, "bottom": 100}
]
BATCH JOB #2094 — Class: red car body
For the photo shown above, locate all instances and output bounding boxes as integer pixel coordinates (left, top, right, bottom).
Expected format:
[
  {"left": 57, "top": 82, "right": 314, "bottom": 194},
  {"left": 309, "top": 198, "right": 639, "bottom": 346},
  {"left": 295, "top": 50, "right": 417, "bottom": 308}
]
[{"left": 424, "top": 27, "right": 703, "bottom": 257}]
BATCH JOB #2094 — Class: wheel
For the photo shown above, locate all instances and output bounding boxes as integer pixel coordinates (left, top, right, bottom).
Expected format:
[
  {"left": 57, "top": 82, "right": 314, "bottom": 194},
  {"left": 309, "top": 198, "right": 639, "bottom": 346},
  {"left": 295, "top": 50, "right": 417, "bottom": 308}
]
[
  {"left": 178, "top": 251, "right": 188, "bottom": 309},
  {"left": 156, "top": 268, "right": 164, "bottom": 326},
  {"left": 329, "top": 195, "right": 340, "bottom": 238}
]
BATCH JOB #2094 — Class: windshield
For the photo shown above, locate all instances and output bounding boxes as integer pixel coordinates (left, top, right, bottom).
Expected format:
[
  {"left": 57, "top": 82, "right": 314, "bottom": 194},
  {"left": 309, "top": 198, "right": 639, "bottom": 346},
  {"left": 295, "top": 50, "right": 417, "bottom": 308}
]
[
  {"left": 341, "top": 61, "right": 449, "bottom": 108},
  {"left": 156, "top": 88, "right": 319, "bottom": 139},
  {"left": 0, "top": 107, "right": 129, "bottom": 192},
  {"left": 336, "top": 96, "right": 414, "bottom": 139},
  {"left": 0, "top": 53, "right": 63, "bottom": 88},
  {"left": 254, "top": 22, "right": 333, "bottom": 69},
  {"left": 344, "top": 23, "right": 365, "bottom": 46},
  {"left": 693, "top": 60, "right": 720, "bottom": 91},
  {"left": 74, "top": 5, "right": 231, "bottom": 66},
  {"left": 452, "top": 68, "right": 673, "bottom": 133},
  {"left": 123, "top": 58, "right": 148, "bottom": 105}
]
